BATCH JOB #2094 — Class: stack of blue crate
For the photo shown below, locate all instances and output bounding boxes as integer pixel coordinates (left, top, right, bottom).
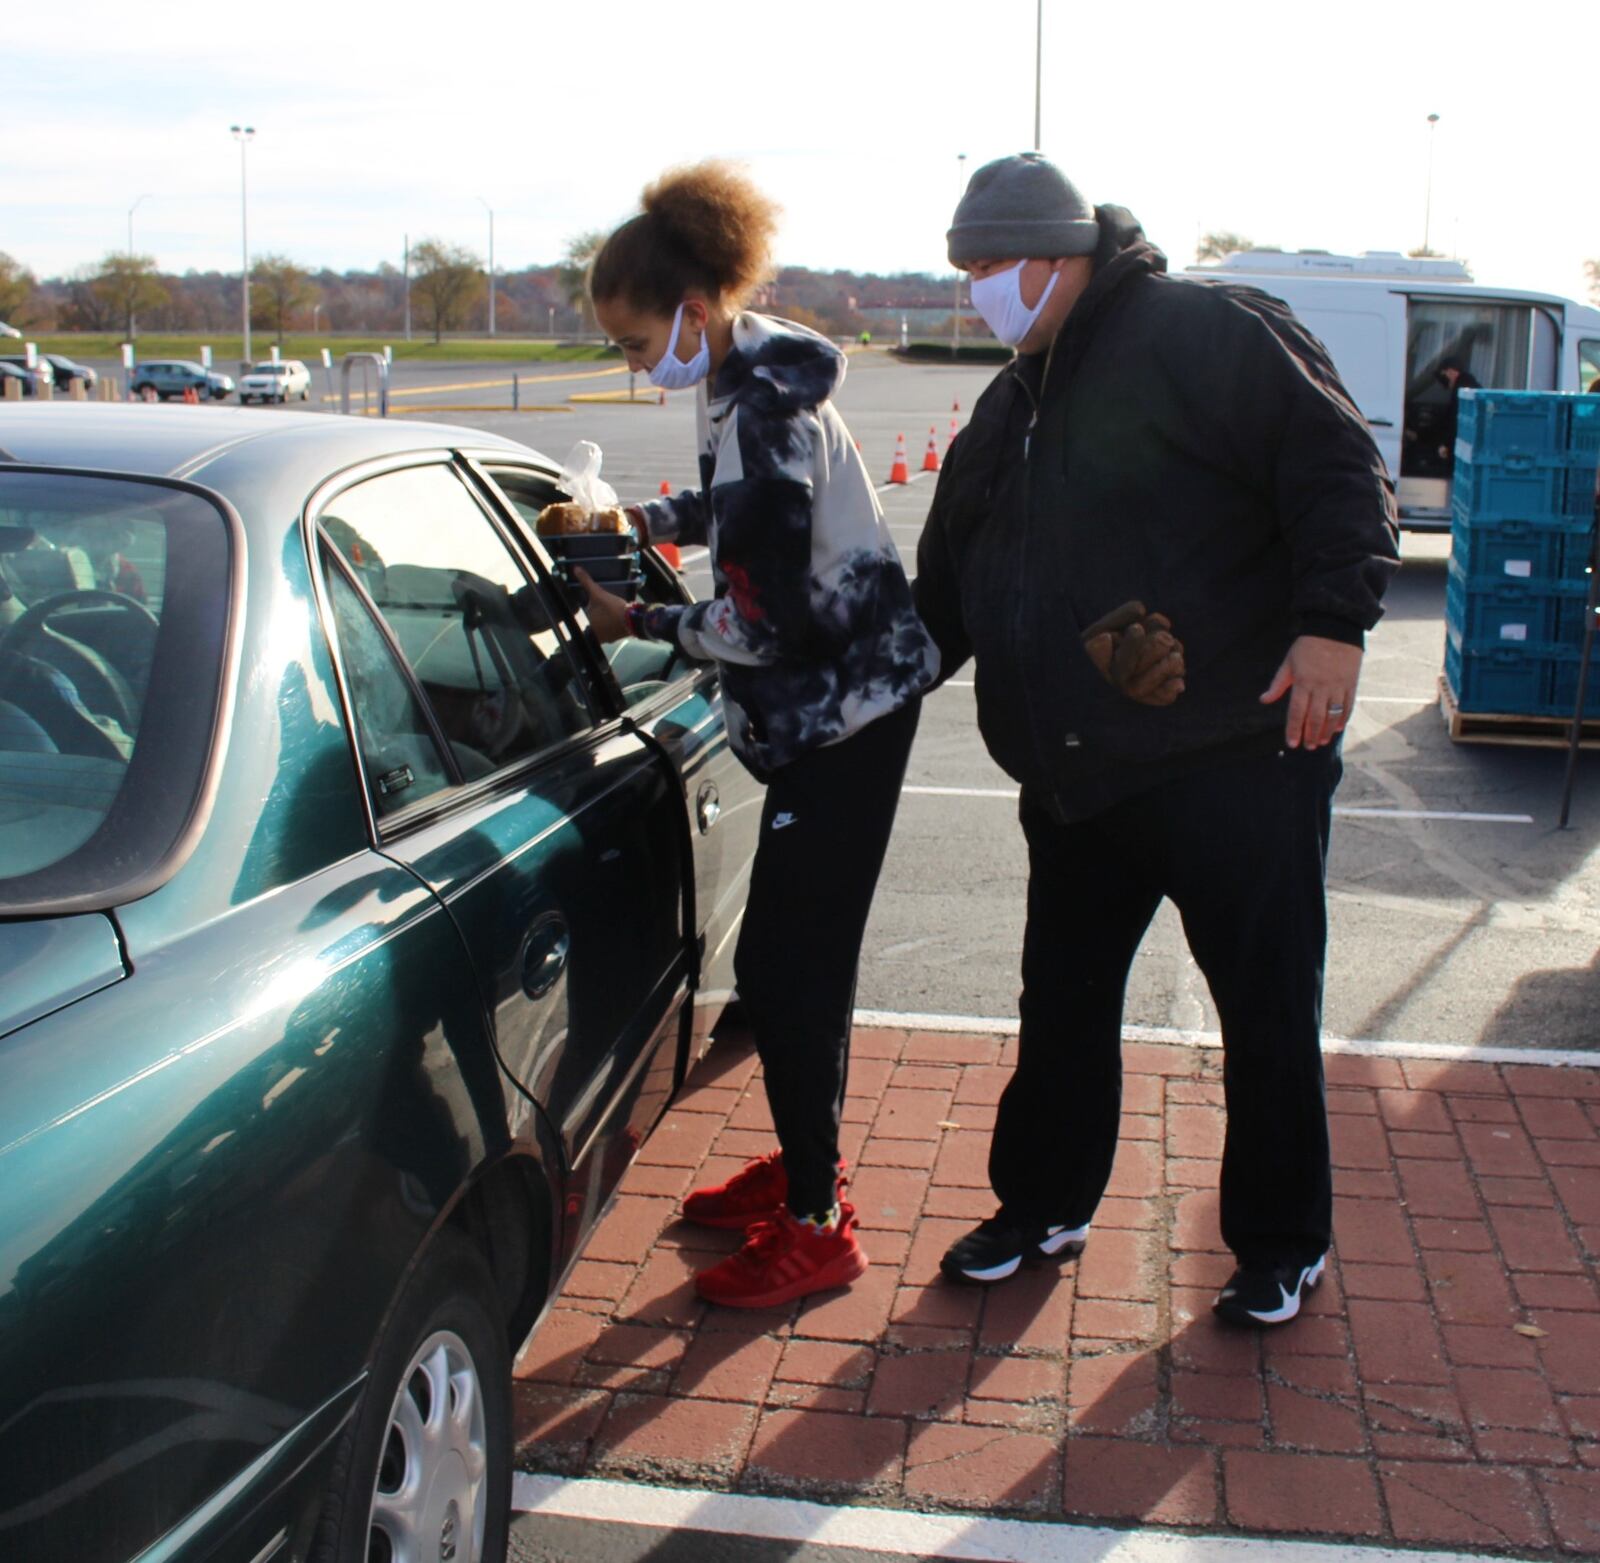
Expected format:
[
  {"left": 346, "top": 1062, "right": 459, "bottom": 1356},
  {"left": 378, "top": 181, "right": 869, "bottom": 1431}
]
[{"left": 1446, "top": 391, "right": 1600, "bottom": 717}]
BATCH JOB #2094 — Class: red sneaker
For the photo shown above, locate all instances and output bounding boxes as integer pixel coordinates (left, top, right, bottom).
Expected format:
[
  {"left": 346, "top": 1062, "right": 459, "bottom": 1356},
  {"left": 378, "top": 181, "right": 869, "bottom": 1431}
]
[
  {"left": 695, "top": 1203, "right": 869, "bottom": 1309},
  {"left": 683, "top": 1150, "right": 847, "bottom": 1230}
]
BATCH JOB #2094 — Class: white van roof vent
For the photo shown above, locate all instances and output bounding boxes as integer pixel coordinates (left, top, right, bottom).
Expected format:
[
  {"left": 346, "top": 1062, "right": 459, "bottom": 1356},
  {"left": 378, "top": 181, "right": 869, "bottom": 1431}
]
[{"left": 1189, "top": 250, "right": 1473, "bottom": 282}]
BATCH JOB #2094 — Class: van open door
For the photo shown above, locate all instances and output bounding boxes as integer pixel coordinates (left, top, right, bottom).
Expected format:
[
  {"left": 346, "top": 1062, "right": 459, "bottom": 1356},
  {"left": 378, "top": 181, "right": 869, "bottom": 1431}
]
[{"left": 1399, "top": 297, "right": 1562, "bottom": 525}]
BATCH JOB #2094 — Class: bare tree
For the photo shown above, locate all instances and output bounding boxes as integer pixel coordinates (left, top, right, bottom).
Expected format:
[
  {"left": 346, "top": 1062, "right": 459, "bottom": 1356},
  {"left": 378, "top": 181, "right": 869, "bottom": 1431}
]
[
  {"left": 1196, "top": 231, "right": 1255, "bottom": 264},
  {"left": 558, "top": 230, "right": 607, "bottom": 334},
  {"left": 250, "top": 253, "right": 318, "bottom": 346},
  {"left": 1587, "top": 257, "right": 1600, "bottom": 307},
  {"left": 1408, "top": 245, "right": 1446, "bottom": 259},
  {"left": 89, "top": 253, "right": 169, "bottom": 338},
  {"left": 0, "top": 251, "right": 38, "bottom": 325},
  {"left": 409, "top": 238, "right": 485, "bottom": 343}
]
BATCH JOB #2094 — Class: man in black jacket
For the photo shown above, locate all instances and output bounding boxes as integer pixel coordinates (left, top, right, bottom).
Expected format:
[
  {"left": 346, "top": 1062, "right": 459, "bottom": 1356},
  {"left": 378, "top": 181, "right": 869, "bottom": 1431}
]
[{"left": 919, "top": 153, "right": 1399, "bottom": 1326}]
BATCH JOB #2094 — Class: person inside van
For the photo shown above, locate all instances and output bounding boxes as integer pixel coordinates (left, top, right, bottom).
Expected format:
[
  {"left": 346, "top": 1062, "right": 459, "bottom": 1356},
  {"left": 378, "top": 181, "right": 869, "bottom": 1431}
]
[{"left": 1435, "top": 353, "right": 1481, "bottom": 461}]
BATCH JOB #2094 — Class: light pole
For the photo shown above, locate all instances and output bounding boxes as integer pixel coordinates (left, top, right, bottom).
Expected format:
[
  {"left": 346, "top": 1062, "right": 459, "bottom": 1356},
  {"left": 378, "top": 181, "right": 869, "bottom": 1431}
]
[
  {"left": 1423, "top": 113, "right": 1441, "bottom": 254},
  {"left": 127, "top": 193, "right": 153, "bottom": 339},
  {"left": 403, "top": 234, "right": 412, "bottom": 342},
  {"left": 477, "top": 197, "right": 495, "bottom": 336},
  {"left": 312, "top": 302, "right": 324, "bottom": 333},
  {"left": 1033, "top": 0, "right": 1043, "bottom": 150},
  {"left": 230, "top": 125, "right": 256, "bottom": 365},
  {"left": 547, "top": 303, "right": 555, "bottom": 339},
  {"left": 953, "top": 153, "right": 967, "bottom": 355}
]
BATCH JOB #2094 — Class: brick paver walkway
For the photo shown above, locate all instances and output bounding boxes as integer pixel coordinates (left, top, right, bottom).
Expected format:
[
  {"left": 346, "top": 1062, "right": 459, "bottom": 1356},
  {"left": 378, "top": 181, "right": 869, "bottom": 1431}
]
[{"left": 513, "top": 1025, "right": 1600, "bottom": 1555}]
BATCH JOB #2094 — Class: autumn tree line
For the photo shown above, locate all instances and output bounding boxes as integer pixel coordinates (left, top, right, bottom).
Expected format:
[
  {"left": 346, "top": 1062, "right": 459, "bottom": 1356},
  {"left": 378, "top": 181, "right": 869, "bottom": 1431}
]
[{"left": 8, "top": 235, "right": 1591, "bottom": 346}]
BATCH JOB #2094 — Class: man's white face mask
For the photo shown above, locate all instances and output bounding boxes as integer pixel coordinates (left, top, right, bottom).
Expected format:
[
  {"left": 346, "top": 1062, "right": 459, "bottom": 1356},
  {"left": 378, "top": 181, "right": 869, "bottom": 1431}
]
[{"left": 969, "top": 260, "right": 1059, "bottom": 349}]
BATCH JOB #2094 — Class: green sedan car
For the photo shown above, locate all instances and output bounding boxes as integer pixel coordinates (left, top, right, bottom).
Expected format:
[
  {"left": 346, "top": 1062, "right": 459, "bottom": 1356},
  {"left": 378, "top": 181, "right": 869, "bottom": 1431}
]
[{"left": 0, "top": 405, "right": 762, "bottom": 1562}]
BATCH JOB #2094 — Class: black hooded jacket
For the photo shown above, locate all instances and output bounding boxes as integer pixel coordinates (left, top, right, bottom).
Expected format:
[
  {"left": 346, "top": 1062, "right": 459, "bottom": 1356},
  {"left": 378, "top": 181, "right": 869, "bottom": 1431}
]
[{"left": 915, "top": 208, "right": 1400, "bottom": 821}]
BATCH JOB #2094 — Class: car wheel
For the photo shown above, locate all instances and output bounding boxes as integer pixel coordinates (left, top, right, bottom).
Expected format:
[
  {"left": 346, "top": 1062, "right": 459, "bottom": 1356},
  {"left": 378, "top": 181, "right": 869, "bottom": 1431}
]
[{"left": 311, "top": 1230, "right": 511, "bottom": 1563}]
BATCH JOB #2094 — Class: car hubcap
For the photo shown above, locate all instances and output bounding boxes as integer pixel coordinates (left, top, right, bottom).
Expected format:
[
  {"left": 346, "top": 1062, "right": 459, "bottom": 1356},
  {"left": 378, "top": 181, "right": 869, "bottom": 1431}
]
[{"left": 367, "top": 1329, "right": 488, "bottom": 1563}]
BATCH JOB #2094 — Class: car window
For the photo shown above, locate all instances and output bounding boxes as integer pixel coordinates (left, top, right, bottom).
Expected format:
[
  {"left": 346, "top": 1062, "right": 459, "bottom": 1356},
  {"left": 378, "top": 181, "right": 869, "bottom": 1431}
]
[
  {"left": 1580, "top": 339, "right": 1600, "bottom": 394},
  {"left": 0, "top": 472, "right": 231, "bottom": 911},
  {"left": 484, "top": 464, "right": 693, "bottom": 710},
  {"left": 317, "top": 463, "right": 593, "bottom": 782},
  {"left": 322, "top": 551, "right": 455, "bottom": 818}
]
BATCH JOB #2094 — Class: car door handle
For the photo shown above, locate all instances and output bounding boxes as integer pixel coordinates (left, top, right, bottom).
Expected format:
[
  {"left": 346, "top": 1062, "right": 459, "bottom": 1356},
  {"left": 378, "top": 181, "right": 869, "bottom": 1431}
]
[
  {"left": 520, "top": 912, "right": 571, "bottom": 999},
  {"left": 696, "top": 782, "right": 721, "bottom": 834}
]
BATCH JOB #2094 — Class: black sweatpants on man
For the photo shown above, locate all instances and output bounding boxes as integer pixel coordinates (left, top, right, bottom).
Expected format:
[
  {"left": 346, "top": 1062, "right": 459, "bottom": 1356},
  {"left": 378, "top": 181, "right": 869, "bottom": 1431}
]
[
  {"left": 992, "top": 742, "right": 1341, "bottom": 1268},
  {"left": 733, "top": 698, "right": 921, "bottom": 1217}
]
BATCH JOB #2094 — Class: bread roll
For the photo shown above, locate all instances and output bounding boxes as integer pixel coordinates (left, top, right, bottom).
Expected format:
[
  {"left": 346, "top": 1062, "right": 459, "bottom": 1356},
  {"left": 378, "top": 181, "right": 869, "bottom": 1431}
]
[
  {"left": 591, "top": 507, "right": 631, "bottom": 534},
  {"left": 536, "top": 502, "right": 588, "bottom": 536}
]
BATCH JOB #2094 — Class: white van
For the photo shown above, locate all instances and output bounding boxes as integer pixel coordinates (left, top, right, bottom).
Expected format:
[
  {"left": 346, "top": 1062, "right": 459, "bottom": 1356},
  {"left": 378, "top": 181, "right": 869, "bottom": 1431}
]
[{"left": 1184, "top": 251, "right": 1600, "bottom": 530}]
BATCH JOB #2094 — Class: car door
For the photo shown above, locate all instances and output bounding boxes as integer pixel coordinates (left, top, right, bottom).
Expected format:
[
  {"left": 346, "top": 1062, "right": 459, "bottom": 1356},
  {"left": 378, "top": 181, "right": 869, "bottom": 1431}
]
[
  {"left": 473, "top": 459, "right": 765, "bottom": 1061},
  {"left": 310, "top": 457, "right": 690, "bottom": 1229}
]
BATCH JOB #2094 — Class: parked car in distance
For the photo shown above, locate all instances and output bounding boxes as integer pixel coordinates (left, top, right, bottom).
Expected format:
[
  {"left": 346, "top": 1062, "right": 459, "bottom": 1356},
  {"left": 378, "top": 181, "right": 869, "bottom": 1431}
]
[
  {"left": 0, "top": 355, "right": 55, "bottom": 391},
  {"left": 0, "top": 403, "right": 761, "bottom": 1563},
  {"left": 127, "top": 359, "right": 233, "bottom": 401},
  {"left": 239, "top": 357, "right": 313, "bottom": 403},
  {"left": 0, "top": 362, "right": 40, "bottom": 396},
  {"left": 44, "top": 353, "right": 98, "bottom": 391}
]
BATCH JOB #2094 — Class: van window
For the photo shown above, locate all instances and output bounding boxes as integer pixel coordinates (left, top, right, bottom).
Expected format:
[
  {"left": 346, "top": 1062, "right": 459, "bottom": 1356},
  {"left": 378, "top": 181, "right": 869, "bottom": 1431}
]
[
  {"left": 1402, "top": 300, "right": 1540, "bottom": 479},
  {"left": 1580, "top": 340, "right": 1600, "bottom": 395}
]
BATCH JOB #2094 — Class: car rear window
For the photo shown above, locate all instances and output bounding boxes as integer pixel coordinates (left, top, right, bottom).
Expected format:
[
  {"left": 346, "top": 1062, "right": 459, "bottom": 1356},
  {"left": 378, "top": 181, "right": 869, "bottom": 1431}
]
[{"left": 0, "top": 471, "right": 234, "bottom": 912}]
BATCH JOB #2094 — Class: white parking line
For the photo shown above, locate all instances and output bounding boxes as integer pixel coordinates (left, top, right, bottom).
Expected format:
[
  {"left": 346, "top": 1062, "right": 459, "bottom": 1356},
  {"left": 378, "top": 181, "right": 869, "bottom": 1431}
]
[
  {"left": 512, "top": 1475, "right": 1536, "bottom": 1563},
  {"left": 874, "top": 470, "right": 933, "bottom": 495},
  {"left": 852, "top": 1009, "right": 1600, "bottom": 1070},
  {"left": 899, "top": 785, "right": 1533, "bottom": 824}
]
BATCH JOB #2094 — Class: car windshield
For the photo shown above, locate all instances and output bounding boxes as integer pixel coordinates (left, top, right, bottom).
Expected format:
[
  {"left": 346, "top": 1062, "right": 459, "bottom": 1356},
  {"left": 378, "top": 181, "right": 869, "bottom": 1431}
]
[
  {"left": 253, "top": 364, "right": 288, "bottom": 375},
  {"left": 0, "top": 472, "right": 233, "bottom": 911}
]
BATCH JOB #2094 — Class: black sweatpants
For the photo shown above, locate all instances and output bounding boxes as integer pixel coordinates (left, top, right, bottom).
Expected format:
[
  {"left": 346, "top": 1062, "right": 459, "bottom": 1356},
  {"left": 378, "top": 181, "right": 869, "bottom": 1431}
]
[
  {"left": 992, "top": 742, "right": 1341, "bottom": 1269},
  {"left": 733, "top": 698, "right": 921, "bottom": 1217}
]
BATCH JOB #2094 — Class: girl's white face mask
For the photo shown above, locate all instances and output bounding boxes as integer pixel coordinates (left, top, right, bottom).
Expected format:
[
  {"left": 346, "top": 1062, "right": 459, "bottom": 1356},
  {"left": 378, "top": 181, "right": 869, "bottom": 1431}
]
[
  {"left": 648, "top": 303, "right": 712, "bottom": 390},
  {"left": 969, "top": 260, "right": 1059, "bottom": 349}
]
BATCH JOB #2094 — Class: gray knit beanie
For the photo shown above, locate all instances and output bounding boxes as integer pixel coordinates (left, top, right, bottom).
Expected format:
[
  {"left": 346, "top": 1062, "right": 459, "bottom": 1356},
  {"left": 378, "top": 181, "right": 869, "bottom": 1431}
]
[{"left": 947, "top": 152, "right": 1099, "bottom": 265}]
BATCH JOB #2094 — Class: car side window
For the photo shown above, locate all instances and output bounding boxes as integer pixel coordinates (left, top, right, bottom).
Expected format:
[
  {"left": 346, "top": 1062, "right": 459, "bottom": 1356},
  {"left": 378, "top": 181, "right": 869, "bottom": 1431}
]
[
  {"left": 485, "top": 464, "right": 695, "bottom": 710},
  {"left": 318, "top": 463, "right": 593, "bottom": 779},
  {"left": 323, "top": 552, "right": 456, "bottom": 817}
]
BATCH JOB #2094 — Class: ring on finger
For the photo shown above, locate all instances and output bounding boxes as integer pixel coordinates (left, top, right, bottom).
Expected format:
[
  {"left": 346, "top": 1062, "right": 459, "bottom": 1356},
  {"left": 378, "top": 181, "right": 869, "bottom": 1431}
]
[{"left": 1328, "top": 703, "right": 1346, "bottom": 716}]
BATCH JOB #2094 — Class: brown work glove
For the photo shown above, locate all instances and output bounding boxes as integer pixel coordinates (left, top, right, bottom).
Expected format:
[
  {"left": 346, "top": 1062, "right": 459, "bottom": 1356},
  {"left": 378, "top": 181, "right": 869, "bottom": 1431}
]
[{"left": 1081, "top": 600, "right": 1186, "bottom": 706}]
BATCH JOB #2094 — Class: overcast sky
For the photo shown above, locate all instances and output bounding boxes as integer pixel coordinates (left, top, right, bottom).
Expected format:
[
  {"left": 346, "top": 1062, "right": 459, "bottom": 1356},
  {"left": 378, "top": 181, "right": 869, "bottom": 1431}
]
[{"left": 5, "top": 0, "right": 1595, "bottom": 304}]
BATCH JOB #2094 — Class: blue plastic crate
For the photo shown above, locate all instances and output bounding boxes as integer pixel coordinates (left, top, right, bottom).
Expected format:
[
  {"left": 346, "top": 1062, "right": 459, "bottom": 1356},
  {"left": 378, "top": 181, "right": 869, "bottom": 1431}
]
[
  {"left": 1549, "top": 648, "right": 1600, "bottom": 719},
  {"left": 1456, "top": 390, "right": 1570, "bottom": 460},
  {"left": 1556, "top": 591, "right": 1598, "bottom": 651},
  {"left": 1450, "top": 517, "right": 1573, "bottom": 586},
  {"left": 1565, "top": 458, "right": 1600, "bottom": 517},
  {"left": 1570, "top": 395, "right": 1600, "bottom": 457},
  {"left": 1561, "top": 530, "right": 1597, "bottom": 579},
  {"left": 1451, "top": 449, "right": 1576, "bottom": 524},
  {"left": 1445, "top": 562, "right": 1564, "bottom": 652},
  {"left": 1444, "top": 638, "right": 1550, "bottom": 714}
]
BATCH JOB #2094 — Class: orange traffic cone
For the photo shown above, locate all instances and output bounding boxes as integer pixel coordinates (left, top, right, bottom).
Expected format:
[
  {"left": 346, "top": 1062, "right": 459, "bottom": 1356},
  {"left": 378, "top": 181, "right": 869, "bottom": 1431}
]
[
  {"left": 946, "top": 415, "right": 960, "bottom": 450},
  {"left": 952, "top": 398, "right": 961, "bottom": 413},
  {"left": 182, "top": 386, "right": 198, "bottom": 404},
  {"left": 660, "top": 480, "right": 671, "bottom": 495},
  {"left": 657, "top": 543, "right": 681, "bottom": 569},
  {"left": 886, "top": 433, "right": 910, "bottom": 485},
  {"left": 921, "top": 427, "right": 941, "bottom": 472}
]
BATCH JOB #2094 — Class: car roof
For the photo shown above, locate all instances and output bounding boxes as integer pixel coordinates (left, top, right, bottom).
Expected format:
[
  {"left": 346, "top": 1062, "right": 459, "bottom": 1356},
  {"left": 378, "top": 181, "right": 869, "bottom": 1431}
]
[{"left": 0, "top": 404, "right": 551, "bottom": 492}]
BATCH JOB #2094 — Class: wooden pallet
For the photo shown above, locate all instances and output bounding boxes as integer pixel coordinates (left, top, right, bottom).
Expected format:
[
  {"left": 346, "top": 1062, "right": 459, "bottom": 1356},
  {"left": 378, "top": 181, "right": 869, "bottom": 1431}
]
[{"left": 1439, "top": 676, "right": 1600, "bottom": 748}]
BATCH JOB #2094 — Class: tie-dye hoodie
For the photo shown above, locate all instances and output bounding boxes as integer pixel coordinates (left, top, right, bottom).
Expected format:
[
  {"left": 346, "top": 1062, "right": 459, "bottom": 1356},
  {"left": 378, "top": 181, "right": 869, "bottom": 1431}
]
[{"left": 634, "top": 313, "right": 939, "bottom": 777}]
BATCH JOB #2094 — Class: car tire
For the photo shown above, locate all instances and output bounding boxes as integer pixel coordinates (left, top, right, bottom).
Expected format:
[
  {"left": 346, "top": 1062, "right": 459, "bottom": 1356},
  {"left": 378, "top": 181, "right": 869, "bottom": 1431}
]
[{"left": 311, "top": 1230, "right": 512, "bottom": 1563}]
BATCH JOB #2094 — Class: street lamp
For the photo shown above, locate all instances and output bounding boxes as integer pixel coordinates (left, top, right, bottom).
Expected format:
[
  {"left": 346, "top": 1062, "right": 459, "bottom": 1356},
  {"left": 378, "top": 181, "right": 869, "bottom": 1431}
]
[
  {"left": 127, "top": 193, "right": 153, "bottom": 339},
  {"left": 312, "top": 302, "right": 324, "bottom": 333},
  {"left": 953, "top": 153, "right": 966, "bottom": 355},
  {"left": 1033, "top": 0, "right": 1043, "bottom": 150},
  {"left": 547, "top": 303, "right": 555, "bottom": 339},
  {"left": 230, "top": 125, "right": 256, "bottom": 365},
  {"left": 1423, "top": 113, "right": 1441, "bottom": 254},
  {"left": 477, "top": 196, "right": 495, "bottom": 336}
]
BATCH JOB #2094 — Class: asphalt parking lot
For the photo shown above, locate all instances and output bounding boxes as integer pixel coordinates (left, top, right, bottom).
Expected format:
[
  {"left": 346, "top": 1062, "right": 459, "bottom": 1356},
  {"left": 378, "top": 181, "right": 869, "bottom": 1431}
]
[{"left": 79, "top": 348, "right": 1600, "bottom": 1053}]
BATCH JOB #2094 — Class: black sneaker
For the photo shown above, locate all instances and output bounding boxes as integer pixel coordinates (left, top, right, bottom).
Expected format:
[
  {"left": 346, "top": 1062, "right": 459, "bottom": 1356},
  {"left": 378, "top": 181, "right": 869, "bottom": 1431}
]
[
  {"left": 1213, "top": 1254, "right": 1327, "bottom": 1326},
  {"left": 939, "top": 1212, "right": 1090, "bottom": 1285}
]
